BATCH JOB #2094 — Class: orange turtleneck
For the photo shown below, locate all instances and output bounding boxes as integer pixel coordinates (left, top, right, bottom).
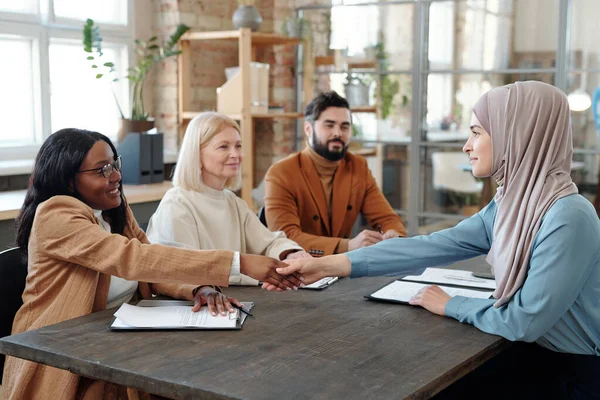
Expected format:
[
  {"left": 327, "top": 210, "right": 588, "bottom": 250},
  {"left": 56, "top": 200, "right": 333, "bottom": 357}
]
[
  {"left": 306, "top": 146, "right": 339, "bottom": 212},
  {"left": 305, "top": 146, "right": 349, "bottom": 253}
]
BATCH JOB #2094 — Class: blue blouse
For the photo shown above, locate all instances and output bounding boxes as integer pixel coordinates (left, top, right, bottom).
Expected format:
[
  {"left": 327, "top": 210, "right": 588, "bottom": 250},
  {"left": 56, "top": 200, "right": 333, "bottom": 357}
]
[{"left": 346, "top": 194, "right": 600, "bottom": 355}]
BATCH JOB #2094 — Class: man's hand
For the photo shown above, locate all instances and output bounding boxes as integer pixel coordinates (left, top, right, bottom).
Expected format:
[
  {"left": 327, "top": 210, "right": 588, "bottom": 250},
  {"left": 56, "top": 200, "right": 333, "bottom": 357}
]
[
  {"left": 382, "top": 229, "right": 400, "bottom": 240},
  {"left": 240, "top": 254, "right": 303, "bottom": 291},
  {"left": 348, "top": 229, "right": 383, "bottom": 251},
  {"left": 408, "top": 285, "right": 451, "bottom": 316}
]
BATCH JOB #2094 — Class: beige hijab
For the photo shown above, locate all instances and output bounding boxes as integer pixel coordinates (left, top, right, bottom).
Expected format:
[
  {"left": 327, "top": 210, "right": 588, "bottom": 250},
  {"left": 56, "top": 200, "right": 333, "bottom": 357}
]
[{"left": 472, "top": 81, "right": 578, "bottom": 307}]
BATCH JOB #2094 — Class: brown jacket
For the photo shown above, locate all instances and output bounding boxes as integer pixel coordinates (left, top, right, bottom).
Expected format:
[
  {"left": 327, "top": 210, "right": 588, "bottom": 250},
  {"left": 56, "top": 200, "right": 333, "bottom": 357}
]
[
  {"left": 264, "top": 149, "right": 406, "bottom": 256},
  {"left": 3, "top": 196, "right": 233, "bottom": 400}
]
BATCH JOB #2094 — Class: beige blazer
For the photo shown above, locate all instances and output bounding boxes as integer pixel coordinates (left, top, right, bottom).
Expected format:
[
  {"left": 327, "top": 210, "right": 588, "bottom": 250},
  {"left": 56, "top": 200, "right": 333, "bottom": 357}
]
[{"left": 3, "top": 196, "right": 233, "bottom": 400}]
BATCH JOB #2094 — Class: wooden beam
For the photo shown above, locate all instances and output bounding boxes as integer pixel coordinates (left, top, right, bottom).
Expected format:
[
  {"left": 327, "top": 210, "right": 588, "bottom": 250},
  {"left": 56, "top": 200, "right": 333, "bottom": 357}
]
[
  {"left": 182, "top": 30, "right": 301, "bottom": 47},
  {"left": 177, "top": 40, "right": 191, "bottom": 144},
  {"left": 239, "top": 29, "right": 254, "bottom": 207}
]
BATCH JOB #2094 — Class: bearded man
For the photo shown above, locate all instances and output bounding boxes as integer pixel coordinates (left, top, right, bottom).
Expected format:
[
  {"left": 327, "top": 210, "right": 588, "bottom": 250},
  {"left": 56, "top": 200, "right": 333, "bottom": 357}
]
[{"left": 264, "top": 91, "right": 406, "bottom": 256}]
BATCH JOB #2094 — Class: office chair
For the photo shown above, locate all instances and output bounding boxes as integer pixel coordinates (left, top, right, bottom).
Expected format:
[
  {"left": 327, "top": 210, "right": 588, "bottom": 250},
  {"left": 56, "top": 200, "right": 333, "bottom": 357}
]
[{"left": 0, "top": 247, "right": 27, "bottom": 383}]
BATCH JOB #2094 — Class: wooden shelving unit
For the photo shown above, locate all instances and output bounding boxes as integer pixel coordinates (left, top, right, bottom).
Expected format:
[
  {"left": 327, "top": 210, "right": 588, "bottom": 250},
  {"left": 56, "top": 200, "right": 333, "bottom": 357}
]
[
  {"left": 178, "top": 29, "right": 302, "bottom": 206},
  {"left": 351, "top": 148, "right": 377, "bottom": 157},
  {"left": 350, "top": 106, "right": 377, "bottom": 113},
  {"left": 314, "top": 56, "right": 377, "bottom": 70},
  {"left": 183, "top": 30, "right": 301, "bottom": 46},
  {"left": 181, "top": 111, "right": 303, "bottom": 121}
]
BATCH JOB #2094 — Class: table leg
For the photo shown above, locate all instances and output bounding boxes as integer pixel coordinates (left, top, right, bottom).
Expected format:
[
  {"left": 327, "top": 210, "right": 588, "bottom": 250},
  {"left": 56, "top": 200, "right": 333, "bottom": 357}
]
[{"left": 127, "top": 387, "right": 141, "bottom": 400}]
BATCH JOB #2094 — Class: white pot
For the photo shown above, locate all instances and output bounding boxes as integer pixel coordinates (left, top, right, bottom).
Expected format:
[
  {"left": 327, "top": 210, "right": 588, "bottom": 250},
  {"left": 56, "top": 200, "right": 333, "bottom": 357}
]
[{"left": 344, "top": 83, "right": 370, "bottom": 106}]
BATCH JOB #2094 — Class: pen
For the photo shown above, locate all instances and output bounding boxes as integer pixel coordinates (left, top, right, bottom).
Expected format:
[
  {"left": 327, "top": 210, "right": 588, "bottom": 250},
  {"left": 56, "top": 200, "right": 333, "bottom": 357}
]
[
  {"left": 443, "top": 275, "right": 487, "bottom": 283},
  {"left": 232, "top": 303, "right": 253, "bottom": 317},
  {"left": 375, "top": 224, "right": 383, "bottom": 235}
]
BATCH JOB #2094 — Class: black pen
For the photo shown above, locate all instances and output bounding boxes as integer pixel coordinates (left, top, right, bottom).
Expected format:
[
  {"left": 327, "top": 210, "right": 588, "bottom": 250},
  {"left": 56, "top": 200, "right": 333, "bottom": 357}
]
[{"left": 232, "top": 304, "right": 253, "bottom": 317}]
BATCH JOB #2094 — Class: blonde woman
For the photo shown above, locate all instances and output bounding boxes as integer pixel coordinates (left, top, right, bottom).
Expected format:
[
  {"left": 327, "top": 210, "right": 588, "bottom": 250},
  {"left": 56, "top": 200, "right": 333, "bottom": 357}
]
[{"left": 147, "top": 112, "right": 310, "bottom": 286}]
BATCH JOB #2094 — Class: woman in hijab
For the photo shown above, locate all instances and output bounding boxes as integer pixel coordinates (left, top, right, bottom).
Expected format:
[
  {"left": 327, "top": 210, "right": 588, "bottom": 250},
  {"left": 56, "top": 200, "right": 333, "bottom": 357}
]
[{"left": 275, "top": 81, "right": 600, "bottom": 398}]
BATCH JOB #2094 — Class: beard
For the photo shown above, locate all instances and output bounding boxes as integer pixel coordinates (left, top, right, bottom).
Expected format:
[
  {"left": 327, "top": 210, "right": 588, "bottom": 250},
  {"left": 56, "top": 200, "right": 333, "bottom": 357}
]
[{"left": 311, "top": 137, "right": 349, "bottom": 162}]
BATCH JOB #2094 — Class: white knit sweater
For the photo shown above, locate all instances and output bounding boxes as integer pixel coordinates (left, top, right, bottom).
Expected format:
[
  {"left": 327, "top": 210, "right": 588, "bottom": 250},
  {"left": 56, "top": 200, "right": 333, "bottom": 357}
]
[{"left": 146, "top": 184, "right": 302, "bottom": 285}]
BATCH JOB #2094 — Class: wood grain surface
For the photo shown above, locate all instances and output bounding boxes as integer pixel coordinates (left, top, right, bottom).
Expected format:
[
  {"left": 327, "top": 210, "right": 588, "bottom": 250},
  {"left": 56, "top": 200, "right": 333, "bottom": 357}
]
[{"left": 0, "top": 260, "right": 506, "bottom": 400}]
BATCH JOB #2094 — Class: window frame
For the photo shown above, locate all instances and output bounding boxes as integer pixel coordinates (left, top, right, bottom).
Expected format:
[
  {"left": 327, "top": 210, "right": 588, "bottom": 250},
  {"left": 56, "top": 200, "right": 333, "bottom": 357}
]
[{"left": 0, "top": 0, "right": 134, "bottom": 161}]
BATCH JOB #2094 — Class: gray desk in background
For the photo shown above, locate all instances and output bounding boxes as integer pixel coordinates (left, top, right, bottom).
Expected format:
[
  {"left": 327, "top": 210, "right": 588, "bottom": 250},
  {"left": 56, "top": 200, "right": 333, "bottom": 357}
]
[{"left": 0, "top": 182, "right": 173, "bottom": 250}]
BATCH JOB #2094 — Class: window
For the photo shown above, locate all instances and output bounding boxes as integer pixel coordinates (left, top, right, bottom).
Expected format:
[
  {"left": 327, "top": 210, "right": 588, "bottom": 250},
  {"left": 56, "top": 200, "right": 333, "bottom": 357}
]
[
  {"left": 49, "top": 40, "right": 128, "bottom": 138},
  {"left": 0, "top": 0, "right": 39, "bottom": 15},
  {"left": 330, "top": 2, "right": 379, "bottom": 57},
  {"left": 0, "top": 0, "right": 131, "bottom": 158},
  {"left": 0, "top": 36, "right": 37, "bottom": 145},
  {"left": 53, "top": 0, "right": 127, "bottom": 25}
]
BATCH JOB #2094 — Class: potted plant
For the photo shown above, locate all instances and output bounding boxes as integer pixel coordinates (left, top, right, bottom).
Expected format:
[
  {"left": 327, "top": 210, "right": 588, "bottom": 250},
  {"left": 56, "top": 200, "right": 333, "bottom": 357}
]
[
  {"left": 344, "top": 73, "right": 372, "bottom": 107},
  {"left": 83, "top": 19, "right": 190, "bottom": 142},
  {"left": 374, "top": 41, "right": 399, "bottom": 120},
  {"left": 440, "top": 114, "right": 456, "bottom": 131}
]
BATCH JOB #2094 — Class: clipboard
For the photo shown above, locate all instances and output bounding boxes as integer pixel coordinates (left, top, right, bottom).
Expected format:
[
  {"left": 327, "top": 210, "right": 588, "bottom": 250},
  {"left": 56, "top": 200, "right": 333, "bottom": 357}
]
[
  {"left": 110, "top": 300, "right": 254, "bottom": 331},
  {"left": 364, "top": 279, "right": 494, "bottom": 305},
  {"left": 472, "top": 271, "right": 495, "bottom": 280}
]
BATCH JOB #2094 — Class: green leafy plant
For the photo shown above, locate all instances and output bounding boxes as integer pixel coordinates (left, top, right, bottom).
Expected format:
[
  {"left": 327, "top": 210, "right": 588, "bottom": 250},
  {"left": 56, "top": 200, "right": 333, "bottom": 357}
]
[
  {"left": 282, "top": 16, "right": 311, "bottom": 38},
  {"left": 375, "top": 41, "right": 400, "bottom": 120},
  {"left": 83, "top": 19, "right": 190, "bottom": 121}
]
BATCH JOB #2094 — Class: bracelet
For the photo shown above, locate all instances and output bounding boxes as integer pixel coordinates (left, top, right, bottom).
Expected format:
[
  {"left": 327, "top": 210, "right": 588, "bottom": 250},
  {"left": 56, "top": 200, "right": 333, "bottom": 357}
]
[{"left": 192, "top": 285, "right": 221, "bottom": 297}]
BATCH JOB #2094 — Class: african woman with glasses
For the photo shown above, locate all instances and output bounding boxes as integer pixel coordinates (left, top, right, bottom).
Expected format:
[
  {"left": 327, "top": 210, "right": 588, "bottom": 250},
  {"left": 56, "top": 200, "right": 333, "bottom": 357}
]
[{"left": 4, "top": 128, "right": 302, "bottom": 400}]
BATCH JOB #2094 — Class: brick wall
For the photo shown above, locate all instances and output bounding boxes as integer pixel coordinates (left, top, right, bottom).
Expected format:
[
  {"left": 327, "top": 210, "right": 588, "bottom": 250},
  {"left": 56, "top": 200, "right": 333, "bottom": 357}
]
[{"left": 150, "top": 0, "right": 332, "bottom": 187}]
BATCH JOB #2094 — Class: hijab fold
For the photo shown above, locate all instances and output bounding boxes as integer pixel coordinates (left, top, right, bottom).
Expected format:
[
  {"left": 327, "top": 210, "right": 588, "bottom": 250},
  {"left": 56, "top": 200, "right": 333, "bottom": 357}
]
[{"left": 472, "top": 81, "right": 578, "bottom": 307}]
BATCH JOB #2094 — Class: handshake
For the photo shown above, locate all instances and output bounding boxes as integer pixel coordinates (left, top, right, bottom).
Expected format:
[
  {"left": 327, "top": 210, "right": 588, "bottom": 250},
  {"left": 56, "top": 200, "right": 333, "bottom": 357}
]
[{"left": 239, "top": 252, "right": 351, "bottom": 292}]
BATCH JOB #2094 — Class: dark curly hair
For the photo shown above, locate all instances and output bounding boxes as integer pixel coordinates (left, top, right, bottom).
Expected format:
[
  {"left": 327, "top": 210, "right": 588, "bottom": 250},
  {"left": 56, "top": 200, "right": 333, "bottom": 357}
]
[
  {"left": 304, "top": 91, "right": 351, "bottom": 123},
  {"left": 16, "top": 128, "right": 128, "bottom": 259}
]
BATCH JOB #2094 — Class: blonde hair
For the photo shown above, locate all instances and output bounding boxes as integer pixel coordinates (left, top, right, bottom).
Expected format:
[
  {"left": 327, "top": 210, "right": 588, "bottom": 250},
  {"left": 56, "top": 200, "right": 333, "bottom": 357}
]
[{"left": 173, "top": 112, "right": 242, "bottom": 191}]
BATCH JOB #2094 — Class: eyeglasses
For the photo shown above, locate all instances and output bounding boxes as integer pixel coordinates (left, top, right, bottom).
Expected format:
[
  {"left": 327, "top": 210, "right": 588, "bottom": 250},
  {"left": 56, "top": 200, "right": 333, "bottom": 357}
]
[{"left": 78, "top": 156, "right": 122, "bottom": 179}]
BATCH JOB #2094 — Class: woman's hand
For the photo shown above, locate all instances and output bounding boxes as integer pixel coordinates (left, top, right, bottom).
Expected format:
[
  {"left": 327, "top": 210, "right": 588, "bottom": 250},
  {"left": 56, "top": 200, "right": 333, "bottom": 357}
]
[
  {"left": 284, "top": 250, "right": 312, "bottom": 261},
  {"left": 193, "top": 286, "right": 242, "bottom": 316},
  {"left": 408, "top": 285, "right": 451, "bottom": 316},
  {"left": 274, "top": 254, "right": 351, "bottom": 286},
  {"left": 240, "top": 254, "right": 303, "bottom": 291}
]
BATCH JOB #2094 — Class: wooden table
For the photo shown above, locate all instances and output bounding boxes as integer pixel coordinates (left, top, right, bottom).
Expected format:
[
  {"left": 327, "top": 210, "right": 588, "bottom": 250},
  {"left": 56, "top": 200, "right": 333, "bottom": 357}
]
[
  {"left": 0, "top": 261, "right": 507, "bottom": 400},
  {"left": 0, "top": 182, "right": 174, "bottom": 250}
]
